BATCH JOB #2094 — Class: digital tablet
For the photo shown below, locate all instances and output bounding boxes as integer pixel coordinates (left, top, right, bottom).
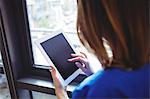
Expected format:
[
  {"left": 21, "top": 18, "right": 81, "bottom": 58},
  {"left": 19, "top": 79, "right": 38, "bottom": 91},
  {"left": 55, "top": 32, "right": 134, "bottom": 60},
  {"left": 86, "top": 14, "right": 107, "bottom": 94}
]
[{"left": 35, "top": 33, "right": 82, "bottom": 86}]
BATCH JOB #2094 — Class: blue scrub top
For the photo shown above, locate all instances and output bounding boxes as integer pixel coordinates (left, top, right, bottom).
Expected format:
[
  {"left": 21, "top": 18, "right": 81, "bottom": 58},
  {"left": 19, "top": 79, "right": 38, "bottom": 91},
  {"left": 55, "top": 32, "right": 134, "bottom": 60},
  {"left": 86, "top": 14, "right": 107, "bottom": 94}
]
[{"left": 72, "top": 64, "right": 149, "bottom": 99}]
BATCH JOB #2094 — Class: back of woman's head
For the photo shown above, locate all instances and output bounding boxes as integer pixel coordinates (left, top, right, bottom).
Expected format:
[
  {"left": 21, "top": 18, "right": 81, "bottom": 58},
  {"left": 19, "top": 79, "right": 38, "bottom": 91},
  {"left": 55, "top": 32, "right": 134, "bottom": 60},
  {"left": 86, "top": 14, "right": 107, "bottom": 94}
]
[{"left": 77, "top": 0, "right": 149, "bottom": 69}]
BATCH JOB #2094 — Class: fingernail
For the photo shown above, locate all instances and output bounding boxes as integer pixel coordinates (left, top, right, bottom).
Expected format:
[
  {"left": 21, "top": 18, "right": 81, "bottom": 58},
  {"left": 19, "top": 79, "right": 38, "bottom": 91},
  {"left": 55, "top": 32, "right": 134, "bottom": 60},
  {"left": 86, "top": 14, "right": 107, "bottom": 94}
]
[
  {"left": 67, "top": 59, "right": 71, "bottom": 61},
  {"left": 71, "top": 53, "right": 74, "bottom": 56}
]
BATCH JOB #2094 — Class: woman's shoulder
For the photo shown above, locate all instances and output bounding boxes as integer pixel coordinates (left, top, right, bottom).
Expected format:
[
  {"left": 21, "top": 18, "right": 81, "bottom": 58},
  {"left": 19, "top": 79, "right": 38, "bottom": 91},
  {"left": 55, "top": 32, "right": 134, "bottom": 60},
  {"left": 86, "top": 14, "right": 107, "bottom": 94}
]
[
  {"left": 72, "top": 68, "right": 120, "bottom": 98},
  {"left": 72, "top": 64, "right": 149, "bottom": 98},
  {"left": 76, "top": 69, "right": 104, "bottom": 90},
  {"left": 86, "top": 64, "right": 150, "bottom": 98},
  {"left": 72, "top": 69, "right": 104, "bottom": 98}
]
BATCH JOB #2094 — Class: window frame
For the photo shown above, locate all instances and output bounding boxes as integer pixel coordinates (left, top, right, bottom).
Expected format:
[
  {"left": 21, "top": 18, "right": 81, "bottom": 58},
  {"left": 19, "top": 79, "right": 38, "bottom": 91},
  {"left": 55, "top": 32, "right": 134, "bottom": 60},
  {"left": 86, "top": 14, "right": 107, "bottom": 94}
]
[{"left": 0, "top": 0, "right": 86, "bottom": 98}]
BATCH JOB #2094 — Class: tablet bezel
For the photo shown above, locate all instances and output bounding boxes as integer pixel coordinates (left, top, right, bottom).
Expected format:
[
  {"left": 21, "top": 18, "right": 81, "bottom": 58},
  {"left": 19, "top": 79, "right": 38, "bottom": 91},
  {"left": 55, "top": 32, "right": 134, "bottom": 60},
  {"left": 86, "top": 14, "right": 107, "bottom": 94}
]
[{"left": 35, "top": 32, "right": 82, "bottom": 87}]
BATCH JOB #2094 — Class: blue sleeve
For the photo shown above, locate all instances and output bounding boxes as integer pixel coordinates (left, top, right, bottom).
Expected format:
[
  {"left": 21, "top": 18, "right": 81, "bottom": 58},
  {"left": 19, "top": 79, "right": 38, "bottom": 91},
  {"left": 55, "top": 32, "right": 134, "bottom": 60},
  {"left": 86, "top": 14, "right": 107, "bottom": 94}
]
[
  {"left": 72, "top": 64, "right": 149, "bottom": 98},
  {"left": 72, "top": 70, "right": 104, "bottom": 99},
  {"left": 72, "top": 84, "right": 89, "bottom": 99}
]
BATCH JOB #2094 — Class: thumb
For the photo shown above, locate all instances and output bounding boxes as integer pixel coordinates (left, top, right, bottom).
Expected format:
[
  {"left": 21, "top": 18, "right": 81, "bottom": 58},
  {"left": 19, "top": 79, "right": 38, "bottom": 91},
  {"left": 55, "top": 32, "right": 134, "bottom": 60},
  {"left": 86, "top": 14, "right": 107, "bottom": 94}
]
[
  {"left": 50, "top": 66, "right": 57, "bottom": 75},
  {"left": 50, "top": 66, "right": 63, "bottom": 88}
]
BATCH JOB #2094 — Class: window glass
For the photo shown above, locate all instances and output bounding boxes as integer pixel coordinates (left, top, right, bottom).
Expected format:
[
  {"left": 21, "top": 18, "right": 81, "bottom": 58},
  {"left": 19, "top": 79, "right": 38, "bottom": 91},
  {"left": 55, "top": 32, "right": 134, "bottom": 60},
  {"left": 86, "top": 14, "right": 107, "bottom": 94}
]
[
  {"left": 26, "top": 0, "right": 82, "bottom": 66},
  {"left": 26, "top": 0, "right": 102, "bottom": 72}
]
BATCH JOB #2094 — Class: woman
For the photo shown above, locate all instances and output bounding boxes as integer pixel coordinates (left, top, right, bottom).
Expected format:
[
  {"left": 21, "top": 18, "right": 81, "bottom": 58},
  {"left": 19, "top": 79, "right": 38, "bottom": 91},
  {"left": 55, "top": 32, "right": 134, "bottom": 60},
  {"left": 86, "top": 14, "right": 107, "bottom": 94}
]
[{"left": 50, "top": 0, "right": 149, "bottom": 98}]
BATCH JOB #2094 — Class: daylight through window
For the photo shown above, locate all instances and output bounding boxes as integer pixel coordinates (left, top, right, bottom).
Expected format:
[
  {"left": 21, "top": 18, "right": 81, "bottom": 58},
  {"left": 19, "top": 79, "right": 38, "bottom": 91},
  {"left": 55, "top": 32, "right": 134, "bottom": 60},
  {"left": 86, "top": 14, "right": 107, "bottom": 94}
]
[{"left": 26, "top": 0, "right": 83, "bottom": 67}]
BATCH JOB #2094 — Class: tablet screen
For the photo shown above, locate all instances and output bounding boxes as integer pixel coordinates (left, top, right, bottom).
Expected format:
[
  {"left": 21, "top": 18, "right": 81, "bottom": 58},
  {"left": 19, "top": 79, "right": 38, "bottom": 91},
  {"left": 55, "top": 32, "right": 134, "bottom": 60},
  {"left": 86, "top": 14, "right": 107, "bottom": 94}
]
[{"left": 40, "top": 33, "right": 78, "bottom": 80}]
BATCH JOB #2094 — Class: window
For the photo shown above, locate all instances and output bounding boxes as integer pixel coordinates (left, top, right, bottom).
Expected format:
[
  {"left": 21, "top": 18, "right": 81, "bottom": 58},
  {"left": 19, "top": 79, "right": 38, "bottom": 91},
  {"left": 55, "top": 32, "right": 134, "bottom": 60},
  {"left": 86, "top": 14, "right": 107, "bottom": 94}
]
[
  {"left": 0, "top": 0, "right": 100, "bottom": 98},
  {"left": 26, "top": 0, "right": 83, "bottom": 67},
  {"left": 1, "top": 0, "right": 83, "bottom": 98},
  {"left": 25, "top": 0, "right": 103, "bottom": 73}
]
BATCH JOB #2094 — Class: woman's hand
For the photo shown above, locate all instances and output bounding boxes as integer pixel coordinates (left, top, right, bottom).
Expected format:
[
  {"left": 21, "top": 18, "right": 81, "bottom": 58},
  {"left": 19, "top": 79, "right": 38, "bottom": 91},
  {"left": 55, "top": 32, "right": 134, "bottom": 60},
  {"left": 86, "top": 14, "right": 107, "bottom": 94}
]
[
  {"left": 68, "top": 52, "right": 93, "bottom": 76},
  {"left": 50, "top": 66, "right": 69, "bottom": 99}
]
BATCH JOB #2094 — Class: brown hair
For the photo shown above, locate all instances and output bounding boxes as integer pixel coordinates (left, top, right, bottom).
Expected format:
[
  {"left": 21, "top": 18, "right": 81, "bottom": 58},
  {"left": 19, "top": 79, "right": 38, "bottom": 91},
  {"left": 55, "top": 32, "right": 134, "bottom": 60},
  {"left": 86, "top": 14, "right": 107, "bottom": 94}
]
[{"left": 77, "top": 0, "right": 149, "bottom": 70}]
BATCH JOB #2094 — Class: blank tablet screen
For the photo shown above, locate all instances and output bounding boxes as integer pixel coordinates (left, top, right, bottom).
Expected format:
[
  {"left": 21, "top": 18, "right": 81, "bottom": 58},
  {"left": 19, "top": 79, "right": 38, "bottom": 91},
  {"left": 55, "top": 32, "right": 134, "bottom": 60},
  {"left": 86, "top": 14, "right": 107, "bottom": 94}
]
[{"left": 40, "top": 33, "right": 78, "bottom": 80}]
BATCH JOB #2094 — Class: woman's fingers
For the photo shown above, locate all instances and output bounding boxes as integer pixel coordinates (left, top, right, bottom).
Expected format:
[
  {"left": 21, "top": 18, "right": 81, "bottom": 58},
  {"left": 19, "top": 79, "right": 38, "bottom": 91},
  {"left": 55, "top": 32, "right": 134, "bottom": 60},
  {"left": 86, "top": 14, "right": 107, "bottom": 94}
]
[
  {"left": 49, "top": 66, "right": 69, "bottom": 99},
  {"left": 79, "top": 52, "right": 87, "bottom": 58},
  {"left": 68, "top": 56, "right": 87, "bottom": 63},
  {"left": 50, "top": 66, "right": 56, "bottom": 73},
  {"left": 71, "top": 52, "right": 87, "bottom": 58},
  {"left": 50, "top": 66, "right": 58, "bottom": 82},
  {"left": 71, "top": 53, "right": 84, "bottom": 58},
  {"left": 50, "top": 66, "right": 63, "bottom": 88}
]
